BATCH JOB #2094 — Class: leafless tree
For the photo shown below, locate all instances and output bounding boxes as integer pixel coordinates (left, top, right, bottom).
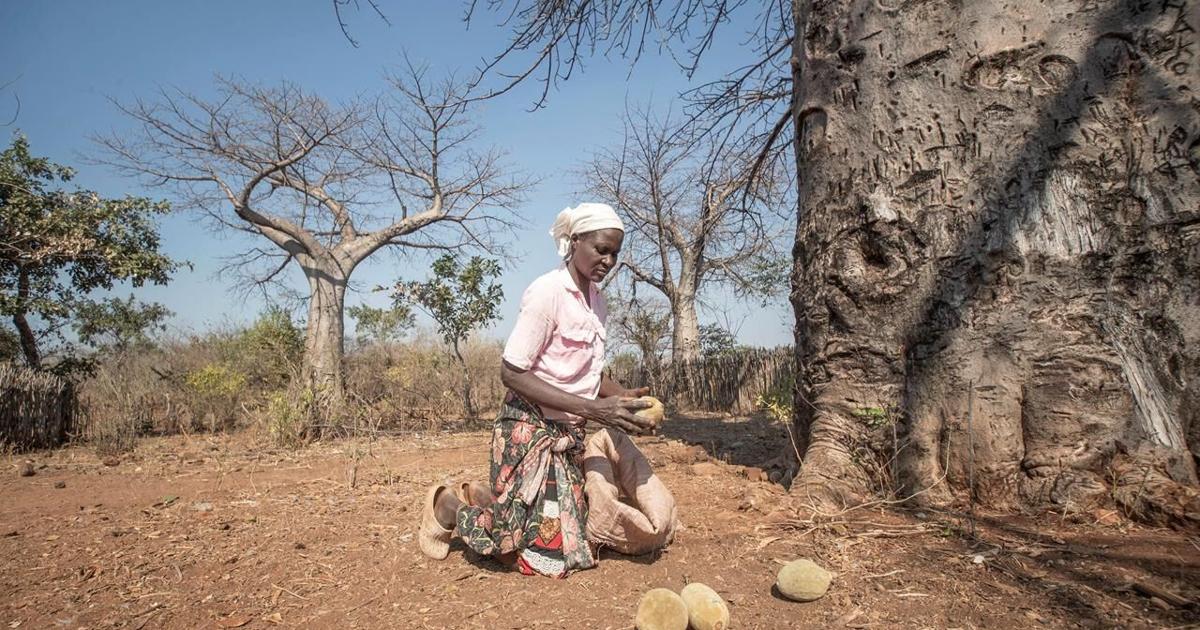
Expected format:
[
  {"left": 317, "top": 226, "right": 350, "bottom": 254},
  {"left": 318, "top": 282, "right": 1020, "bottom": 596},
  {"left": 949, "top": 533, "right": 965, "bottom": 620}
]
[
  {"left": 609, "top": 290, "right": 672, "bottom": 360},
  {"left": 99, "top": 63, "right": 529, "bottom": 418},
  {"left": 583, "top": 107, "right": 787, "bottom": 362}
]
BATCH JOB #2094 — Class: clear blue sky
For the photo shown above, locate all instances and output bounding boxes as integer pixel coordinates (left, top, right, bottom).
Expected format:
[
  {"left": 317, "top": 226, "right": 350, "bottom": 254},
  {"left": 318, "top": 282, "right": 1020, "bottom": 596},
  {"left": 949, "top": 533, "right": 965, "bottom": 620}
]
[{"left": 0, "top": 1, "right": 792, "bottom": 348}]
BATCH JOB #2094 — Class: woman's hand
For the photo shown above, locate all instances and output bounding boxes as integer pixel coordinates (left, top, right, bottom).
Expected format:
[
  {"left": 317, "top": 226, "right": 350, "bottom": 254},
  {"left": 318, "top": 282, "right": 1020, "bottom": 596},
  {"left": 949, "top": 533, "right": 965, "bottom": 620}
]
[
  {"left": 622, "top": 386, "right": 651, "bottom": 398},
  {"left": 581, "top": 396, "right": 656, "bottom": 434}
]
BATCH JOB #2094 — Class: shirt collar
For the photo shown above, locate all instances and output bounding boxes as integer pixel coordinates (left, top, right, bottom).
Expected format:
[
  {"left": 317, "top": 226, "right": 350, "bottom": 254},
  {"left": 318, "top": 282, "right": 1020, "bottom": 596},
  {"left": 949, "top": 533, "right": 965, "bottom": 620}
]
[{"left": 556, "top": 265, "right": 599, "bottom": 301}]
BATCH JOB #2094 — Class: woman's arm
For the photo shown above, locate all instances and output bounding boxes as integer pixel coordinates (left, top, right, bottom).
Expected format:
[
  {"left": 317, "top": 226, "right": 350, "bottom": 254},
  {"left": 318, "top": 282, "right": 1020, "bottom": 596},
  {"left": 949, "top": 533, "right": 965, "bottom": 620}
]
[
  {"left": 598, "top": 373, "right": 649, "bottom": 399},
  {"left": 501, "top": 360, "right": 653, "bottom": 434}
]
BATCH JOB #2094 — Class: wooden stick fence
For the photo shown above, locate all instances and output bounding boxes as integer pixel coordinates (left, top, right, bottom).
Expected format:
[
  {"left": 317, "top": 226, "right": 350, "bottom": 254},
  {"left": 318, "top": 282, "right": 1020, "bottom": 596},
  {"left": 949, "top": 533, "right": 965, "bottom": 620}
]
[
  {"left": 608, "top": 347, "right": 794, "bottom": 414},
  {"left": 0, "top": 364, "right": 77, "bottom": 451}
]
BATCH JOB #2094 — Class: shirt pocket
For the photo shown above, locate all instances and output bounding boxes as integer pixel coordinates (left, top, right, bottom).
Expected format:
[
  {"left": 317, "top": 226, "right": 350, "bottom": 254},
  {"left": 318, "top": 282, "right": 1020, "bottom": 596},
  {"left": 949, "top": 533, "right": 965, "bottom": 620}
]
[
  {"left": 559, "top": 327, "right": 596, "bottom": 347},
  {"left": 546, "top": 326, "right": 597, "bottom": 381}
]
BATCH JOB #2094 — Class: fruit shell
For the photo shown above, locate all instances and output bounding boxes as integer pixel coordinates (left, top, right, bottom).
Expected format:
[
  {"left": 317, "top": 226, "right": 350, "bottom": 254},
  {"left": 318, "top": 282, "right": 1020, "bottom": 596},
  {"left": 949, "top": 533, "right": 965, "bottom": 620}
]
[
  {"left": 635, "top": 587, "right": 688, "bottom": 630},
  {"left": 680, "top": 582, "right": 730, "bottom": 630},
  {"left": 775, "top": 558, "right": 832, "bottom": 602},
  {"left": 635, "top": 395, "right": 665, "bottom": 425}
]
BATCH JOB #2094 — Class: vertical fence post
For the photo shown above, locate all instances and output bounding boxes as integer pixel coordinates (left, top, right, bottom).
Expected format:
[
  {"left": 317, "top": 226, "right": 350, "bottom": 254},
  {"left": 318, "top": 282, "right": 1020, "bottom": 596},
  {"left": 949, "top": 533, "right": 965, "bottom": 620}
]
[{"left": 606, "top": 347, "right": 794, "bottom": 415}]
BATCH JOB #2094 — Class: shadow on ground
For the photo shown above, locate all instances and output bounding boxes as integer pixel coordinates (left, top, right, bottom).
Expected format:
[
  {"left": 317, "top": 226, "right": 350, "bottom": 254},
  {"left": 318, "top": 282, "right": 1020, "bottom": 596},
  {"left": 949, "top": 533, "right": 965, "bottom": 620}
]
[{"left": 657, "top": 411, "right": 790, "bottom": 471}]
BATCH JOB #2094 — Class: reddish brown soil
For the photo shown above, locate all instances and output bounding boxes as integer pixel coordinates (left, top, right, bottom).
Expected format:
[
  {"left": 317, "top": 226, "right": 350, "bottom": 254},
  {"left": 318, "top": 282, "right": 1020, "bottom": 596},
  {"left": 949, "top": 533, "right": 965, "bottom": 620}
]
[{"left": 2, "top": 415, "right": 1198, "bottom": 629}]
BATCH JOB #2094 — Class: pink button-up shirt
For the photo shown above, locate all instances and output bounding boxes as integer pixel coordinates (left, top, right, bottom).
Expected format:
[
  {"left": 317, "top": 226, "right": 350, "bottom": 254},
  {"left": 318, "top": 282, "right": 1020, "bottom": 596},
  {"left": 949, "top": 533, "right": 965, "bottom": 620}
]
[{"left": 502, "top": 266, "right": 608, "bottom": 420}]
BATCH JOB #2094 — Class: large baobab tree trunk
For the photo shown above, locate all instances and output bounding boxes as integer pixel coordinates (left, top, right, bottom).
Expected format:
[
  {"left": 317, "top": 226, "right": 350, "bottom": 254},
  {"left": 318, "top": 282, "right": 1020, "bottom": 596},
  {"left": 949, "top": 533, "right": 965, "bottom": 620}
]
[
  {"left": 671, "top": 293, "right": 702, "bottom": 363},
  {"left": 790, "top": 0, "right": 1200, "bottom": 525},
  {"left": 304, "top": 266, "right": 348, "bottom": 413}
]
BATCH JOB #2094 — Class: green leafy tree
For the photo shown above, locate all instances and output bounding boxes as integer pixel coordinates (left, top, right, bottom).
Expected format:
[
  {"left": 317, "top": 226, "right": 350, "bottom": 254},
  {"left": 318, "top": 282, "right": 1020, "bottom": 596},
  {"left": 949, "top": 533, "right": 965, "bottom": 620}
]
[
  {"left": 73, "top": 295, "right": 172, "bottom": 353},
  {"left": 234, "top": 307, "right": 305, "bottom": 388},
  {"left": 347, "top": 303, "right": 414, "bottom": 345},
  {"left": 0, "top": 135, "right": 175, "bottom": 372},
  {"left": 393, "top": 255, "right": 502, "bottom": 419},
  {"left": 699, "top": 323, "right": 738, "bottom": 359},
  {"left": 0, "top": 327, "right": 19, "bottom": 362}
]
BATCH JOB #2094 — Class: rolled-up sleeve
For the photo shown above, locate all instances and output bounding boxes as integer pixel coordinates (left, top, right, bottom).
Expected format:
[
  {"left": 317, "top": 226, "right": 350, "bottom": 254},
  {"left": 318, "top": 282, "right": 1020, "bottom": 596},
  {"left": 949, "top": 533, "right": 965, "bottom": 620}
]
[{"left": 502, "top": 285, "right": 556, "bottom": 370}]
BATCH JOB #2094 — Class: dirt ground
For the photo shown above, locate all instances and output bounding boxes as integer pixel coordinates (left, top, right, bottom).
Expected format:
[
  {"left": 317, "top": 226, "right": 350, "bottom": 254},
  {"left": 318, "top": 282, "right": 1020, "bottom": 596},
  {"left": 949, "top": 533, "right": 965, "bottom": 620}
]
[{"left": 2, "top": 414, "right": 1198, "bottom": 629}]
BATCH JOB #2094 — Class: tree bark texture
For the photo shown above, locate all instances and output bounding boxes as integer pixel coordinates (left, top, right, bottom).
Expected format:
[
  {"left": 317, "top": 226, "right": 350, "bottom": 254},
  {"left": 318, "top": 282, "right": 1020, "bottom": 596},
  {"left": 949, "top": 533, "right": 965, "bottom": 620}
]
[
  {"left": 671, "top": 289, "right": 702, "bottom": 363},
  {"left": 303, "top": 256, "right": 351, "bottom": 418},
  {"left": 452, "top": 341, "right": 477, "bottom": 420},
  {"left": 13, "top": 268, "right": 41, "bottom": 370},
  {"left": 790, "top": 0, "right": 1200, "bottom": 525}
]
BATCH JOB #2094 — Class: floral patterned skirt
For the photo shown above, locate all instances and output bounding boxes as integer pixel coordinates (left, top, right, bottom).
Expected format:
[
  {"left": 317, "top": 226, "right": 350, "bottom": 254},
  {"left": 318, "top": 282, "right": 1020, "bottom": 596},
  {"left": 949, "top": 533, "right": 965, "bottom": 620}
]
[{"left": 455, "top": 392, "right": 596, "bottom": 577}]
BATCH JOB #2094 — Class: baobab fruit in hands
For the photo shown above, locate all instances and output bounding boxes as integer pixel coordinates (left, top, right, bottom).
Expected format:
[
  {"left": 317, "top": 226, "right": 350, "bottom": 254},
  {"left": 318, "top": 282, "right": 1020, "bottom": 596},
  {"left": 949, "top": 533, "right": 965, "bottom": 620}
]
[
  {"left": 680, "top": 582, "right": 730, "bottom": 630},
  {"left": 635, "top": 395, "right": 665, "bottom": 426},
  {"left": 635, "top": 588, "right": 688, "bottom": 630}
]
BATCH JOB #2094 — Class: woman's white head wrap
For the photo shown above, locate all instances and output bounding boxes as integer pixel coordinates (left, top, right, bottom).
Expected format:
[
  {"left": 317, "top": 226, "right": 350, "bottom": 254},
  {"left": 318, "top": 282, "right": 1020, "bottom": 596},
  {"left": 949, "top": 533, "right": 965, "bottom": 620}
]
[{"left": 550, "top": 202, "right": 625, "bottom": 258}]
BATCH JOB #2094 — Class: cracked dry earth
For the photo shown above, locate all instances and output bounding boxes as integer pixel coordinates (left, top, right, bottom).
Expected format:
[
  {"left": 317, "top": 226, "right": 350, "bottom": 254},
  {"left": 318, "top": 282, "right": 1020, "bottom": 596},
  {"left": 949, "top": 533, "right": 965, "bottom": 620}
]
[{"left": 2, "top": 415, "right": 1198, "bottom": 629}]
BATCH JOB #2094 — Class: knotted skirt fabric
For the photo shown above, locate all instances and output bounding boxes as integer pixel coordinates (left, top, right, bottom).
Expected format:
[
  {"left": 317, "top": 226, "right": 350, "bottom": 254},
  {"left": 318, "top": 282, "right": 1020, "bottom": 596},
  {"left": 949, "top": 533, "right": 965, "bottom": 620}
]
[{"left": 455, "top": 392, "right": 594, "bottom": 577}]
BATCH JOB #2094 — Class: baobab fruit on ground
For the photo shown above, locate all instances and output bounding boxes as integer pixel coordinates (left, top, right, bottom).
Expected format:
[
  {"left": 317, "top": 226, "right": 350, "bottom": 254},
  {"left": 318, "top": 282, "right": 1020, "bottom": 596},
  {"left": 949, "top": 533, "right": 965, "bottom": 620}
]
[
  {"left": 776, "top": 558, "right": 832, "bottom": 602},
  {"left": 680, "top": 582, "right": 730, "bottom": 630},
  {"left": 635, "top": 587, "right": 688, "bottom": 630}
]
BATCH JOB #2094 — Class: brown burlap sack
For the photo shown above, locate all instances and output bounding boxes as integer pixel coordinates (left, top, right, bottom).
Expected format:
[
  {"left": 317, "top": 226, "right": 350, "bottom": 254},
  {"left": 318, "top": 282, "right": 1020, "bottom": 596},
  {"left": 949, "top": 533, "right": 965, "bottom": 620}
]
[{"left": 583, "top": 429, "right": 679, "bottom": 555}]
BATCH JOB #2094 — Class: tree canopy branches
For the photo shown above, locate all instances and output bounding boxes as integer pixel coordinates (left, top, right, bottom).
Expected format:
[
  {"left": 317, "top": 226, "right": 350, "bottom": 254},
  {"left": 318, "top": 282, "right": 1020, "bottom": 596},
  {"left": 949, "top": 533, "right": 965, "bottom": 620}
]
[
  {"left": 1, "top": 135, "right": 176, "bottom": 372},
  {"left": 98, "top": 63, "right": 530, "bottom": 296}
]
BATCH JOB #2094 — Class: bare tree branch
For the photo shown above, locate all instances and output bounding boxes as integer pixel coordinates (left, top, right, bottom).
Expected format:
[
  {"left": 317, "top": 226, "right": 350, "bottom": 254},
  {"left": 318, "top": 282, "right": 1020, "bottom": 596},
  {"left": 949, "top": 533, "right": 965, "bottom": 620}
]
[{"left": 332, "top": 0, "right": 391, "bottom": 47}]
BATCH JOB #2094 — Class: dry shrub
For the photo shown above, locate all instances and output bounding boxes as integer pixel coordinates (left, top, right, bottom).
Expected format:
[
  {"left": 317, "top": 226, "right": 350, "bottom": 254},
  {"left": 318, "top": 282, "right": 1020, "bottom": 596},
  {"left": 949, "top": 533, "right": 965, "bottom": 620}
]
[
  {"left": 76, "top": 316, "right": 503, "bottom": 449},
  {"left": 345, "top": 333, "right": 503, "bottom": 432},
  {"left": 80, "top": 352, "right": 157, "bottom": 456},
  {"left": 262, "top": 382, "right": 316, "bottom": 448},
  {"left": 77, "top": 310, "right": 303, "bottom": 447}
]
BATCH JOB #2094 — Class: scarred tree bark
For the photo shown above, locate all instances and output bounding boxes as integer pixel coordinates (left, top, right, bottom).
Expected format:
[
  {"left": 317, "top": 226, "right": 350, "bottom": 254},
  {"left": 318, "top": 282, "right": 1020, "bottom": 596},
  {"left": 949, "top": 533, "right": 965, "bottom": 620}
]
[{"left": 789, "top": 0, "right": 1200, "bottom": 525}]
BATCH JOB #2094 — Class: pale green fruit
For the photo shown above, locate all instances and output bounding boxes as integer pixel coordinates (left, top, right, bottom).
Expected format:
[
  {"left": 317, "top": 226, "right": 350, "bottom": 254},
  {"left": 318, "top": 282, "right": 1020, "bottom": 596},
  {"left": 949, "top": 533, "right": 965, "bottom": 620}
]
[
  {"left": 635, "top": 588, "right": 688, "bottom": 630},
  {"left": 681, "top": 582, "right": 730, "bottom": 630},
  {"left": 776, "top": 558, "right": 832, "bottom": 602}
]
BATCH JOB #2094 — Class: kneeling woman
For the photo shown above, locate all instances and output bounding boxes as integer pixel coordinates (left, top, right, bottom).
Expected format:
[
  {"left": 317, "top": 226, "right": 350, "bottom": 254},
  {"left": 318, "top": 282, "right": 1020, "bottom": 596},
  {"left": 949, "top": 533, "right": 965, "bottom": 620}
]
[{"left": 419, "top": 202, "right": 655, "bottom": 577}]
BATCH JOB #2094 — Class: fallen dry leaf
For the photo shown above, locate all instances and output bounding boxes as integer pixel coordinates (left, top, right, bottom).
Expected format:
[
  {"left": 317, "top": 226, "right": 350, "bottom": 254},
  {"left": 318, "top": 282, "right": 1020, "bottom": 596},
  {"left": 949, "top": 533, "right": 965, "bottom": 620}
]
[
  {"left": 755, "top": 536, "right": 782, "bottom": 551},
  {"left": 216, "top": 615, "right": 253, "bottom": 628}
]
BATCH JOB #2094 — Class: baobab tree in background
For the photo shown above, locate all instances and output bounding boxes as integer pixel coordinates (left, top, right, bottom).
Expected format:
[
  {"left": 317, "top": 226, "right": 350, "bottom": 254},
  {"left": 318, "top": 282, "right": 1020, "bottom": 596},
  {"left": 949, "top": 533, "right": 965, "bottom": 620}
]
[
  {"left": 583, "top": 109, "right": 788, "bottom": 363},
  {"left": 345, "top": 1, "right": 1200, "bottom": 524},
  {"left": 101, "top": 64, "right": 528, "bottom": 424}
]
